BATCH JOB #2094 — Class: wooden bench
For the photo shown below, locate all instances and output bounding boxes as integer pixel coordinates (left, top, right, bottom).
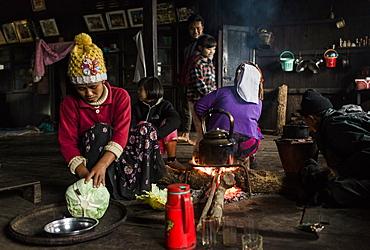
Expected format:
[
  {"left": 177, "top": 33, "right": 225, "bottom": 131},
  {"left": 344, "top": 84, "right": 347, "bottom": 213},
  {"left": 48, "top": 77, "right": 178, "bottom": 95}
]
[{"left": 0, "top": 178, "right": 41, "bottom": 203}]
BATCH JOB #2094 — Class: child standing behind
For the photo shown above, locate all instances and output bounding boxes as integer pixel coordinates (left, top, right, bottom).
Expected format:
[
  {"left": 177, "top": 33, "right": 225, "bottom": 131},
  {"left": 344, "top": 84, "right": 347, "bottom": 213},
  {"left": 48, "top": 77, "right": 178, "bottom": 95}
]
[
  {"left": 131, "top": 76, "right": 187, "bottom": 170},
  {"left": 187, "top": 34, "right": 217, "bottom": 159}
]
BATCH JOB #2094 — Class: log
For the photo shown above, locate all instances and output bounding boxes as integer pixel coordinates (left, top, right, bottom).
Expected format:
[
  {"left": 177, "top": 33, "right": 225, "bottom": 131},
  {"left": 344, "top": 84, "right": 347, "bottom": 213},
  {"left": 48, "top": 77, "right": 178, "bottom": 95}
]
[
  {"left": 196, "top": 170, "right": 219, "bottom": 231},
  {"left": 158, "top": 166, "right": 298, "bottom": 194},
  {"left": 210, "top": 172, "right": 236, "bottom": 230},
  {"left": 276, "top": 84, "right": 288, "bottom": 135}
]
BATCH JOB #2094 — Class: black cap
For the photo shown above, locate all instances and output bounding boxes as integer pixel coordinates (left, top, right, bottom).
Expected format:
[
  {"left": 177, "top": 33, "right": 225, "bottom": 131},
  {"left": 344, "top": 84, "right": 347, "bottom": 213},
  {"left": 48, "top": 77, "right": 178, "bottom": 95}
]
[{"left": 299, "top": 89, "right": 333, "bottom": 116}]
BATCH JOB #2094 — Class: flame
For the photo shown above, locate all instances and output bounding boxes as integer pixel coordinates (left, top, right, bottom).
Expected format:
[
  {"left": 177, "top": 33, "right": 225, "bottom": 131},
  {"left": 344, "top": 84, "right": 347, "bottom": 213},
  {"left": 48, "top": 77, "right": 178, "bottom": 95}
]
[
  {"left": 224, "top": 186, "right": 242, "bottom": 200},
  {"left": 194, "top": 166, "right": 217, "bottom": 175}
]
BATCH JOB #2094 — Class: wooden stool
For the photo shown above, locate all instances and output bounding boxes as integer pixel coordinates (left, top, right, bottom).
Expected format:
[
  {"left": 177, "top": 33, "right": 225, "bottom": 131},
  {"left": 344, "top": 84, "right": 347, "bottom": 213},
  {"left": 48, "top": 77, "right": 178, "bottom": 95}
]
[{"left": 0, "top": 178, "right": 41, "bottom": 203}]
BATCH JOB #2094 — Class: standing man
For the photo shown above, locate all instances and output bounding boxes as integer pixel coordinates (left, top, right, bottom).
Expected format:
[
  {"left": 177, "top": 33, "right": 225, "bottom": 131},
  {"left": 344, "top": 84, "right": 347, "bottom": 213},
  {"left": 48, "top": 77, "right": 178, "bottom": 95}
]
[{"left": 177, "top": 14, "right": 205, "bottom": 145}]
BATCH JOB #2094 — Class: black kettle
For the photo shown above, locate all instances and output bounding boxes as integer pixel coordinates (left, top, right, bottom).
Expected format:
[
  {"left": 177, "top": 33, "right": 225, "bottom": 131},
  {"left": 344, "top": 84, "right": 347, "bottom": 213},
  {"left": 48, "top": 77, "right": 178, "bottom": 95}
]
[{"left": 199, "top": 109, "right": 236, "bottom": 166}]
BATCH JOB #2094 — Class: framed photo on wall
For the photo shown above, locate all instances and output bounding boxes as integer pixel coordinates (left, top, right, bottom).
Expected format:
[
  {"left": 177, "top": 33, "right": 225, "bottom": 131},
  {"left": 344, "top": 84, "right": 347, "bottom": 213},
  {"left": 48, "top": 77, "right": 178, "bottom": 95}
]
[
  {"left": 31, "top": 0, "right": 46, "bottom": 12},
  {"left": 106, "top": 10, "right": 129, "bottom": 30},
  {"left": 39, "top": 19, "right": 60, "bottom": 37},
  {"left": 83, "top": 14, "right": 106, "bottom": 32},
  {"left": 2, "top": 23, "right": 19, "bottom": 43},
  {"left": 0, "top": 30, "right": 7, "bottom": 45},
  {"left": 14, "top": 20, "right": 34, "bottom": 43},
  {"left": 127, "top": 8, "right": 143, "bottom": 28}
]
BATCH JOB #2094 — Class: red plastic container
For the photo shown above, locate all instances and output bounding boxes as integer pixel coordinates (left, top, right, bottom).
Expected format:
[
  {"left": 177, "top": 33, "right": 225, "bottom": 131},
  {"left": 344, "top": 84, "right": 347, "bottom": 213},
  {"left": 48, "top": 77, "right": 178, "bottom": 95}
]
[
  {"left": 165, "top": 183, "right": 196, "bottom": 250},
  {"left": 324, "top": 49, "right": 338, "bottom": 68}
]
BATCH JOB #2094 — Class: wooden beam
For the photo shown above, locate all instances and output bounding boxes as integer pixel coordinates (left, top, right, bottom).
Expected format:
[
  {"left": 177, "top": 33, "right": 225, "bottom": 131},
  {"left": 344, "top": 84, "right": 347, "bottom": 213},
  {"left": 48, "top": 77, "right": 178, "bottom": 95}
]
[
  {"left": 276, "top": 84, "right": 288, "bottom": 135},
  {"left": 143, "top": 0, "right": 158, "bottom": 77}
]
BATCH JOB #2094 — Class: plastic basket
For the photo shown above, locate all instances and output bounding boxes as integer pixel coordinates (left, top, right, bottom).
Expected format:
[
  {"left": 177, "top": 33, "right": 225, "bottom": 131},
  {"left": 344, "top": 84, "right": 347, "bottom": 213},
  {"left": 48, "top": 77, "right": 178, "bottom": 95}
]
[
  {"left": 279, "top": 51, "right": 295, "bottom": 71},
  {"left": 324, "top": 49, "right": 338, "bottom": 68}
]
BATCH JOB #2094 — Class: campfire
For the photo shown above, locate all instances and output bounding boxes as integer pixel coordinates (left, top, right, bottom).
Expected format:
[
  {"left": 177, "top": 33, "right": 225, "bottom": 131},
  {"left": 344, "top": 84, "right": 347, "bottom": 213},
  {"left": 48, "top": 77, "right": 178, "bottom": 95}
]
[
  {"left": 159, "top": 110, "right": 296, "bottom": 230},
  {"left": 188, "top": 156, "right": 252, "bottom": 230}
]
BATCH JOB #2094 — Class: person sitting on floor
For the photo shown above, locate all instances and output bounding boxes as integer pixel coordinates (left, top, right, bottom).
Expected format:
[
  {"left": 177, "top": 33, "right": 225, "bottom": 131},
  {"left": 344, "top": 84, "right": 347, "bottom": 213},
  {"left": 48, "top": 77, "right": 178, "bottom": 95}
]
[
  {"left": 59, "top": 33, "right": 167, "bottom": 201},
  {"left": 298, "top": 88, "right": 370, "bottom": 207},
  {"left": 131, "top": 76, "right": 187, "bottom": 171},
  {"left": 194, "top": 61, "right": 264, "bottom": 167}
]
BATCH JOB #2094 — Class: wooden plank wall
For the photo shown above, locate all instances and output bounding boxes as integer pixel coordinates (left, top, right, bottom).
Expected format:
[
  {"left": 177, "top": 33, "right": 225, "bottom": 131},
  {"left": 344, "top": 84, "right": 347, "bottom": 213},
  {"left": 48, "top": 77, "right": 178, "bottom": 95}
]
[{"left": 250, "top": 0, "right": 370, "bottom": 131}]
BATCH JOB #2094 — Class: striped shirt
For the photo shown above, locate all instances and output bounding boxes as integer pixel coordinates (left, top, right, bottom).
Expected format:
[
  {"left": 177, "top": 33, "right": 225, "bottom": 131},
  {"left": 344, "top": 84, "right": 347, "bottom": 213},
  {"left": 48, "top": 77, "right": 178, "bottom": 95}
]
[{"left": 187, "top": 55, "right": 217, "bottom": 101}]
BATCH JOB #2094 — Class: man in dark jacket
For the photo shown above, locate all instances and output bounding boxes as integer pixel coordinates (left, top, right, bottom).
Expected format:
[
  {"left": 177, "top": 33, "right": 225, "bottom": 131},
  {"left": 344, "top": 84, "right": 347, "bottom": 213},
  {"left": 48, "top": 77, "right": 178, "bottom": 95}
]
[{"left": 298, "top": 88, "right": 370, "bottom": 207}]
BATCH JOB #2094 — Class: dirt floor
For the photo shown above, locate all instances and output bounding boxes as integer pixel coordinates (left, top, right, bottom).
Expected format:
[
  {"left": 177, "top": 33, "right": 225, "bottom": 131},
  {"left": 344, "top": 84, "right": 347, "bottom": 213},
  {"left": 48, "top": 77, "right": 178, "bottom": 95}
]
[{"left": 0, "top": 132, "right": 369, "bottom": 249}]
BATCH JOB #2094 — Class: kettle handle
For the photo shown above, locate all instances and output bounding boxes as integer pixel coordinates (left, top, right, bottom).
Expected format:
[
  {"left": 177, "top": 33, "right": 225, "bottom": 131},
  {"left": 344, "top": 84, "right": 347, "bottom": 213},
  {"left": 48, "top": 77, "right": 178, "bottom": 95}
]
[{"left": 201, "top": 109, "right": 234, "bottom": 140}]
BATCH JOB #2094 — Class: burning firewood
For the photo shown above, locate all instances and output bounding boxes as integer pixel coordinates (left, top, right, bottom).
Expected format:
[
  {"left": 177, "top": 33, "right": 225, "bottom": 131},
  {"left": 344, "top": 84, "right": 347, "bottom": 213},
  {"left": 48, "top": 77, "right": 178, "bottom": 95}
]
[
  {"left": 210, "top": 171, "right": 236, "bottom": 230},
  {"left": 196, "top": 169, "right": 220, "bottom": 231}
]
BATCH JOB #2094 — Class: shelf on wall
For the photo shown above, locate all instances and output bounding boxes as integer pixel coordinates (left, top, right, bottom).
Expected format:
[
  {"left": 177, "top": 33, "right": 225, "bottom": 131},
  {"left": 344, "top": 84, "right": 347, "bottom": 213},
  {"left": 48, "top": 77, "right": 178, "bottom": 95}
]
[{"left": 257, "top": 47, "right": 370, "bottom": 57}]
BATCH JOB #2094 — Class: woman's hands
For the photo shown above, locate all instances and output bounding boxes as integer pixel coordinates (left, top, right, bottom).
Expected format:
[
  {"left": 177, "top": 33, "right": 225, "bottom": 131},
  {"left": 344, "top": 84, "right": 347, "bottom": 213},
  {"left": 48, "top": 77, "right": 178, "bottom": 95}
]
[
  {"left": 85, "top": 163, "right": 107, "bottom": 188},
  {"left": 76, "top": 151, "right": 116, "bottom": 188}
]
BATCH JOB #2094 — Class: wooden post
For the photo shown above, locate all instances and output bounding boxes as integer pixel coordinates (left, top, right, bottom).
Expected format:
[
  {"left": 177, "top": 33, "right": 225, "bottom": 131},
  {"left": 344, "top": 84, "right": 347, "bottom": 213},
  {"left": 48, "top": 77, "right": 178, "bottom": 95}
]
[
  {"left": 143, "top": 0, "right": 158, "bottom": 77},
  {"left": 276, "top": 84, "right": 288, "bottom": 135}
]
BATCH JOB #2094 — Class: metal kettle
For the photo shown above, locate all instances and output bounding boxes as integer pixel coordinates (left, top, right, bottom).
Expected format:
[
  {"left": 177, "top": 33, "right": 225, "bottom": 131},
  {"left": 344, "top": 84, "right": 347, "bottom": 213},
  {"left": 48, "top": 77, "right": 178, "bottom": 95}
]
[{"left": 199, "top": 109, "right": 235, "bottom": 166}]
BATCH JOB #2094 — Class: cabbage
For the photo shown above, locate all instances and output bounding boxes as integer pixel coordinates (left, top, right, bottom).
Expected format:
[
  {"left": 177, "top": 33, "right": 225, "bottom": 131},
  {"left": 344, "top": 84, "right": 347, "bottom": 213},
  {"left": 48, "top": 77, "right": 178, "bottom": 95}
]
[
  {"left": 65, "top": 179, "right": 110, "bottom": 219},
  {"left": 136, "top": 184, "right": 167, "bottom": 210}
]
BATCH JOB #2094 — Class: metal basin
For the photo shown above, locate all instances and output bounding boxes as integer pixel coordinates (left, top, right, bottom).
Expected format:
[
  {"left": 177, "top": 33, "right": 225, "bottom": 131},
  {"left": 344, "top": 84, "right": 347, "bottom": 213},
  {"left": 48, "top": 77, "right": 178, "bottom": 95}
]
[{"left": 44, "top": 217, "right": 99, "bottom": 236}]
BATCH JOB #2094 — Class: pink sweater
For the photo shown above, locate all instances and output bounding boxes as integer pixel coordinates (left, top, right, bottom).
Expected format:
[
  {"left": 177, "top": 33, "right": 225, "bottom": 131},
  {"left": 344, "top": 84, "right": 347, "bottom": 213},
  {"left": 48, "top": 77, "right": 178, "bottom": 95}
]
[{"left": 58, "top": 82, "right": 131, "bottom": 163}]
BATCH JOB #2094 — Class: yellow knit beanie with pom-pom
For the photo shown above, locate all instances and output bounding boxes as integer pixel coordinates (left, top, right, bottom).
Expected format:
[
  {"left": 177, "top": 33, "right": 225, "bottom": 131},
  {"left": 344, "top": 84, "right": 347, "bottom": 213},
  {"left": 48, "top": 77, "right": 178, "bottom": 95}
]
[{"left": 67, "top": 33, "right": 107, "bottom": 84}]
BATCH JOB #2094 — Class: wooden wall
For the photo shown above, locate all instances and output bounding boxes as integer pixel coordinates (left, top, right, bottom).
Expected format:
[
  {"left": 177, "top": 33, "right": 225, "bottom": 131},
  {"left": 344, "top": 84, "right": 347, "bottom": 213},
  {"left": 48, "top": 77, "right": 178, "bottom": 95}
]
[
  {"left": 203, "top": 0, "right": 370, "bottom": 131},
  {"left": 2, "top": 0, "right": 370, "bottom": 130}
]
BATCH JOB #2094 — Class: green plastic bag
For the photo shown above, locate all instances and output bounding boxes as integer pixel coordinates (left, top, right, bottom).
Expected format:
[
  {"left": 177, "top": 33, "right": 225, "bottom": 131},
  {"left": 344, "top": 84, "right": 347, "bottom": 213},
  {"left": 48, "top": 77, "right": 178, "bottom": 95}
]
[{"left": 65, "top": 179, "right": 110, "bottom": 219}]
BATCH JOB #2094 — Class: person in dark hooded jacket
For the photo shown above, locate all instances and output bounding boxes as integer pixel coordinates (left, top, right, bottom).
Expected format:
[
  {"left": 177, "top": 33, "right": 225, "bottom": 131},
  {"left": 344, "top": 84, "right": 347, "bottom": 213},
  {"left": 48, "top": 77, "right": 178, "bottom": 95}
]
[
  {"left": 298, "top": 88, "right": 370, "bottom": 207},
  {"left": 131, "top": 76, "right": 187, "bottom": 170}
]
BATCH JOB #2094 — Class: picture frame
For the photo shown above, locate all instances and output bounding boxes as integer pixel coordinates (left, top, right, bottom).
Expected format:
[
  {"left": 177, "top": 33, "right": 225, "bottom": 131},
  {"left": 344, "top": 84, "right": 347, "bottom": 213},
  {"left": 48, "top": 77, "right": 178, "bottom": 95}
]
[
  {"left": 127, "top": 8, "right": 144, "bottom": 28},
  {"left": 2, "top": 23, "right": 19, "bottom": 43},
  {"left": 176, "top": 7, "right": 196, "bottom": 22},
  {"left": 14, "top": 20, "right": 34, "bottom": 43},
  {"left": 39, "top": 19, "right": 60, "bottom": 37},
  {"left": 31, "top": 0, "right": 46, "bottom": 12},
  {"left": 83, "top": 14, "right": 107, "bottom": 32},
  {"left": 106, "top": 10, "right": 129, "bottom": 30},
  {"left": 0, "top": 30, "right": 7, "bottom": 45},
  {"left": 157, "top": 3, "right": 176, "bottom": 25}
]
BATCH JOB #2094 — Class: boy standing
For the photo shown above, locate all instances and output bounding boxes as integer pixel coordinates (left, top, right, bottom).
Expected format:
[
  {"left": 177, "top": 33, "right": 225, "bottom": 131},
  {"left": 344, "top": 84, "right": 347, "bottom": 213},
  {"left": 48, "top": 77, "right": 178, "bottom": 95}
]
[{"left": 187, "top": 34, "right": 217, "bottom": 158}]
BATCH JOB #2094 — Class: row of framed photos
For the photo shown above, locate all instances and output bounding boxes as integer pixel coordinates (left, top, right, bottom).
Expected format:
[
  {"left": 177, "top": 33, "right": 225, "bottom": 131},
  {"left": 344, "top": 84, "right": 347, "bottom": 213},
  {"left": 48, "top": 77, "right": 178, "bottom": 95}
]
[
  {"left": 0, "top": 18, "right": 59, "bottom": 44},
  {"left": 84, "top": 6, "right": 195, "bottom": 32}
]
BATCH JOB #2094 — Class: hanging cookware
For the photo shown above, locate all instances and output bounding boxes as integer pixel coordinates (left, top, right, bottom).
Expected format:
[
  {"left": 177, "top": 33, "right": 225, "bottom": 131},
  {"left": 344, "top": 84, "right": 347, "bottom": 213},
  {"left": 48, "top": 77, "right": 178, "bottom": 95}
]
[
  {"left": 199, "top": 109, "right": 235, "bottom": 166},
  {"left": 279, "top": 51, "right": 295, "bottom": 72},
  {"left": 295, "top": 52, "right": 307, "bottom": 73},
  {"left": 341, "top": 50, "right": 350, "bottom": 68},
  {"left": 256, "top": 25, "right": 273, "bottom": 50},
  {"left": 307, "top": 58, "right": 323, "bottom": 74}
]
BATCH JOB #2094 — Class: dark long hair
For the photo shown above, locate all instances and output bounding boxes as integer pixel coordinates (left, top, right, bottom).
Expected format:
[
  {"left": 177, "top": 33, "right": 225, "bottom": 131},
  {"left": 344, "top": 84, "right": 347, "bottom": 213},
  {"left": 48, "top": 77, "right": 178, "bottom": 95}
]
[{"left": 137, "top": 76, "right": 164, "bottom": 100}]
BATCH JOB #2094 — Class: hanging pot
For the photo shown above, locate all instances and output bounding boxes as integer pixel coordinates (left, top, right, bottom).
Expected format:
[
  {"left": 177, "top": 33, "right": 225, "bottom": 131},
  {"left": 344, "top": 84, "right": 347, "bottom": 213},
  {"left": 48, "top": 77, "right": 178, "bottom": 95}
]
[
  {"left": 199, "top": 109, "right": 235, "bottom": 166},
  {"left": 295, "top": 59, "right": 307, "bottom": 73},
  {"left": 341, "top": 51, "right": 350, "bottom": 68},
  {"left": 307, "top": 59, "right": 323, "bottom": 74}
]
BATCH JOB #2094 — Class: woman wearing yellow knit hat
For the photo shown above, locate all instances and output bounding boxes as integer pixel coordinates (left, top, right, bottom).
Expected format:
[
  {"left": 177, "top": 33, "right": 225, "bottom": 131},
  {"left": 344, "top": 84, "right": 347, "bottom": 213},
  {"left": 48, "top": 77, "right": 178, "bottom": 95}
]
[{"left": 58, "top": 33, "right": 167, "bottom": 200}]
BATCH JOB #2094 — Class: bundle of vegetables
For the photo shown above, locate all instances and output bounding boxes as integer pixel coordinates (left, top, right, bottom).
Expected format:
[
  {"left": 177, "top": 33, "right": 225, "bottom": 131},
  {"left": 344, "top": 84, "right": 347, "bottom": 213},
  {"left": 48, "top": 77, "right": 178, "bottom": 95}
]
[{"left": 136, "top": 184, "right": 168, "bottom": 210}]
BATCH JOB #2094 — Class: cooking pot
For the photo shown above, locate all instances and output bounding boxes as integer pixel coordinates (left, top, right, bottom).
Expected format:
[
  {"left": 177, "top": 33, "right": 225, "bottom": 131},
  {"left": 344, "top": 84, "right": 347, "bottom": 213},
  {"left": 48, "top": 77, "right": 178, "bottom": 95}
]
[
  {"left": 295, "top": 56, "right": 307, "bottom": 73},
  {"left": 282, "top": 125, "right": 310, "bottom": 139},
  {"left": 341, "top": 51, "right": 350, "bottom": 68},
  {"left": 199, "top": 109, "right": 235, "bottom": 166},
  {"left": 307, "top": 59, "right": 323, "bottom": 74}
]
